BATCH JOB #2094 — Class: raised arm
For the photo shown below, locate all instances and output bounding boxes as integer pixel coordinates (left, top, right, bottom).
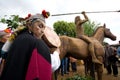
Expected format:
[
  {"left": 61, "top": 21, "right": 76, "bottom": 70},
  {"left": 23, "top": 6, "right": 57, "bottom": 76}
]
[{"left": 81, "top": 11, "right": 89, "bottom": 23}]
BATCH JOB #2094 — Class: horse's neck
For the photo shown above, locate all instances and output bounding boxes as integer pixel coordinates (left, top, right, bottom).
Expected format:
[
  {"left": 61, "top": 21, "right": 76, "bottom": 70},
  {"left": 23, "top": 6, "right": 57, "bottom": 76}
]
[{"left": 93, "top": 29, "right": 104, "bottom": 43}]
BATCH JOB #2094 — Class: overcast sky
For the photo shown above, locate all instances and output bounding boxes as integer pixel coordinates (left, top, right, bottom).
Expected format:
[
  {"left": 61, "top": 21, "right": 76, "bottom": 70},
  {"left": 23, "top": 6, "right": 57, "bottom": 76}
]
[{"left": 0, "top": 0, "right": 120, "bottom": 44}]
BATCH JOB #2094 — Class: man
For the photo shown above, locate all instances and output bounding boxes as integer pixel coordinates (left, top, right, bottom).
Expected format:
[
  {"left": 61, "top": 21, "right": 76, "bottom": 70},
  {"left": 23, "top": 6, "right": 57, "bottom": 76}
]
[
  {"left": 74, "top": 11, "right": 101, "bottom": 64},
  {"left": 109, "top": 48, "right": 118, "bottom": 77},
  {"left": 104, "top": 43, "right": 119, "bottom": 76},
  {"left": 0, "top": 10, "right": 60, "bottom": 80},
  {"left": 104, "top": 43, "right": 114, "bottom": 74}
]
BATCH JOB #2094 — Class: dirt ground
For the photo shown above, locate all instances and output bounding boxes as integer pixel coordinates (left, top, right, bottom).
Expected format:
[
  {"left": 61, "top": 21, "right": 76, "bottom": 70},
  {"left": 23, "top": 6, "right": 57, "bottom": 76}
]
[{"left": 57, "top": 61, "right": 120, "bottom": 80}]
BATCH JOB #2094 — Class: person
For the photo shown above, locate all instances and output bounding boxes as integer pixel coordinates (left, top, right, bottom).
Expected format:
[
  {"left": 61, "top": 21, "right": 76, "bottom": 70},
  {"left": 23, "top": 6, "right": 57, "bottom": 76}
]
[
  {"left": 0, "top": 10, "right": 60, "bottom": 80},
  {"left": 69, "top": 56, "right": 77, "bottom": 72},
  {"left": 116, "top": 42, "right": 120, "bottom": 66},
  {"left": 104, "top": 43, "right": 114, "bottom": 74},
  {"left": 104, "top": 43, "right": 119, "bottom": 77},
  {"left": 117, "top": 41, "right": 120, "bottom": 56},
  {"left": 108, "top": 47, "right": 119, "bottom": 77},
  {"left": 0, "top": 29, "right": 11, "bottom": 76},
  {"left": 0, "top": 29, "right": 11, "bottom": 59},
  {"left": 60, "top": 57, "right": 69, "bottom": 76},
  {"left": 74, "top": 11, "right": 101, "bottom": 64}
]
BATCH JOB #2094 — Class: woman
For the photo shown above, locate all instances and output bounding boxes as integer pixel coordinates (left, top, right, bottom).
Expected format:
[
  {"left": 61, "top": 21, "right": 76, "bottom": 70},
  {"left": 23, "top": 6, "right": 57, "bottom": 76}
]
[{"left": 0, "top": 10, "right": 60, "bottom": 80}]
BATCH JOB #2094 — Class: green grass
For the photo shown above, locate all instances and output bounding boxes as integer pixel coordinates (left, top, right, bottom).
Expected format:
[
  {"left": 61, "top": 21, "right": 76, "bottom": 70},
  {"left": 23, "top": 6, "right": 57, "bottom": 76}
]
[{"left": 66, "top": 74, "right": 94, "bottom": 80}]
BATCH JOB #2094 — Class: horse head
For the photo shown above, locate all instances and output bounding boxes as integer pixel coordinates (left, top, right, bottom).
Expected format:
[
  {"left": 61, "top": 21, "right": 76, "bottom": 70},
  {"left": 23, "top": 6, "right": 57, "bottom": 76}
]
[{"left": 103, "top": 24, "right": 116, "bottom": 41}]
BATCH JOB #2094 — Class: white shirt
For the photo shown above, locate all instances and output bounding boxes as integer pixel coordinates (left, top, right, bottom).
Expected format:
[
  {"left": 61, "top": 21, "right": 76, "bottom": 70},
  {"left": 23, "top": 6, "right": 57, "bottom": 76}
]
[{"left": 51, "top": 51, "right": 60, "bottom": 72}]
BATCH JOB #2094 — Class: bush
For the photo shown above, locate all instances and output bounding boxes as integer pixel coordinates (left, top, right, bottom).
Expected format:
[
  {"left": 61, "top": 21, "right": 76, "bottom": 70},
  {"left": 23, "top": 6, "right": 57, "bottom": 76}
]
[{"left": 66, "top": 74, "right": 93, "bottom": 80}]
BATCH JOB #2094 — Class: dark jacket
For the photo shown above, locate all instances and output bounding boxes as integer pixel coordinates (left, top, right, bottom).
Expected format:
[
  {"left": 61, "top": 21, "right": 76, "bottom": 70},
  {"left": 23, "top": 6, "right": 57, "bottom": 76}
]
[{"left": 0, "top": 31, "right": 52, "bottom": 80}]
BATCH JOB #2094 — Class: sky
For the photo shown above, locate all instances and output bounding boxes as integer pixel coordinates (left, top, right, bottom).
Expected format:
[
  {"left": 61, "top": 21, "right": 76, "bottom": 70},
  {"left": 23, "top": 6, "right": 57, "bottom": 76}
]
[{"left": 0, "top": 0, "right": 120, "bottom": 45}]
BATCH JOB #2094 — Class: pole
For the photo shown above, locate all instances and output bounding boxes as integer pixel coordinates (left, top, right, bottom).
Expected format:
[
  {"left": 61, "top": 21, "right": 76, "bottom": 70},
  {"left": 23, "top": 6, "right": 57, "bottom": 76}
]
[{"left": 51, "top": 10, "right": 120, "bottom": 16}]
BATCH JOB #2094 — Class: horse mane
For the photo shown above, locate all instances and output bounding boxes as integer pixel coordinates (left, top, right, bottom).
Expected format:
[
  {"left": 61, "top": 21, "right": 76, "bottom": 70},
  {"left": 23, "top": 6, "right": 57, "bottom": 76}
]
[{"left": 92, "top": 26, "right": 104, "bottom": 36}]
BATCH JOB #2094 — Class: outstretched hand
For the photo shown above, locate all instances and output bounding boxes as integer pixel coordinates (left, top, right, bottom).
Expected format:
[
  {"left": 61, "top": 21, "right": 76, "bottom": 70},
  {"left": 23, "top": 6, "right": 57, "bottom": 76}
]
[{"left": 81, "top": 11, "right": 86, "bottom": 14}]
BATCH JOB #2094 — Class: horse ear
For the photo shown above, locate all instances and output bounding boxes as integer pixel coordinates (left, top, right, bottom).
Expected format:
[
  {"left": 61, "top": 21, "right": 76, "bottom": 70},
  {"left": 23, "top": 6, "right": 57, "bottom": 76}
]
[{"left": 103, "top": 23, "right": 106, "bottom": 28}]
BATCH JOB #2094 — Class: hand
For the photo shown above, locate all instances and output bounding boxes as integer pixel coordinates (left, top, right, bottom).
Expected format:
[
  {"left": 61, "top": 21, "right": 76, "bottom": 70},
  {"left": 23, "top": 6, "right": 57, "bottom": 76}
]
[
  {"left": 81, "top": 11, "right": 86, "bottom": 14},
  {"left": 55, "top": 48, "right": 60, "bottom": 54},
  {"left": 50, "top": 48, "right": 57, "bottom": 54},
  {"left": 50, "top": 47, "right": 60, "bottom": 54}
]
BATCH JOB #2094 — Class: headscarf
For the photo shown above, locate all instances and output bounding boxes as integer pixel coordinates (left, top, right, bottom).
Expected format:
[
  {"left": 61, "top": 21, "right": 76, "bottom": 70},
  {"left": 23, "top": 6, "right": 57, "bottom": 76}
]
[{"left": 25, "top": 10, "right": 50, "bottom": 24}]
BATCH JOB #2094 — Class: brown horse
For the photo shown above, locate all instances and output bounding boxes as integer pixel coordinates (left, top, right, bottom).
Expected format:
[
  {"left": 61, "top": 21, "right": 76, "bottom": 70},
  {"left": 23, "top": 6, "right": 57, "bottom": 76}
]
[{"left": 58, "top": 24, "right": 116, "bottom": 80}]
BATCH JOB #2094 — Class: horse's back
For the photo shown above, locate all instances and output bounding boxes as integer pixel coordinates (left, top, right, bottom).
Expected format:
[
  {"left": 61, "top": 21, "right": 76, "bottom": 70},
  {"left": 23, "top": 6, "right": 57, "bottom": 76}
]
[
  {"left": 65, "top": 36, "right": 89, "bottom": 58},
  {"left": 60, "top": 36, "right": 104, "bottom": 57}
]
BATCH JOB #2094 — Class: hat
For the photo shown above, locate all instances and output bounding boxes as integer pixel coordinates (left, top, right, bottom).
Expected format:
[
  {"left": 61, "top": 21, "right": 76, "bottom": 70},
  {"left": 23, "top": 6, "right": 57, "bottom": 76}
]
[{"left": 25, "top": 10, "right": 50, "bottom": 23}]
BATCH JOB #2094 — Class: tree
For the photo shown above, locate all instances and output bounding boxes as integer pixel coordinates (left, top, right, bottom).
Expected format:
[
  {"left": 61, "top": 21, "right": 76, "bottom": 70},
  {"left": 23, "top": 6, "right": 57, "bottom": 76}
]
[
  {"left": 83, "top": 20, "right": 100, "bottom": 36},
  {"left": 53, "top": 21, "right": 76, "bottom": 37},
  {"left": 53, "top": 20, "right": 100, "bottom": 37}
]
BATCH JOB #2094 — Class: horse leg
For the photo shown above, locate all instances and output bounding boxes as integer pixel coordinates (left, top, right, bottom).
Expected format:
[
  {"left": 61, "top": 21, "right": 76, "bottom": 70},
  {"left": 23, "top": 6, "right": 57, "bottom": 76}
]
[
  {"left": 96, "top": 56, "right": 103, "bottom": 80},
  {"left": 84, "top": 59, "right": 89, "bottom": 76},
  {"left": 86, "top": 57, "right": 96, "bottom": 80},
  {"left": 84, "top": 58, "right": 95, "bottom": 80},
  {"left": 90, "top": 62, "right": 95, "bottom": 80}
]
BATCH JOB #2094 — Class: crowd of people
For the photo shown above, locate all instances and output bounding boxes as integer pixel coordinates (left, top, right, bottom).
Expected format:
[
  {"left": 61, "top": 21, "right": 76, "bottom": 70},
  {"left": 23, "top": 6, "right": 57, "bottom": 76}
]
[{"left": 57, "top": 56, "right": 77, "bottom": 76}]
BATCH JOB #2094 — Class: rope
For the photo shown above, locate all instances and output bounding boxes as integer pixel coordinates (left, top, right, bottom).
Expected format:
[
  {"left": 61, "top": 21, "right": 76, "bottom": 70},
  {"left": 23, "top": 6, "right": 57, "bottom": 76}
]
[{"left": 51, "top": 10, "right": 120, "bottom": 16}]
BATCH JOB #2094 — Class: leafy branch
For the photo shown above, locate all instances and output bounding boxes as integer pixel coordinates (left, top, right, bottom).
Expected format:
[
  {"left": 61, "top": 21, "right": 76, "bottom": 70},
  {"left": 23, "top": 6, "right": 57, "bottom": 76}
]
[{"left": 0, "top": 15, "right": 22, "bottom": 30}]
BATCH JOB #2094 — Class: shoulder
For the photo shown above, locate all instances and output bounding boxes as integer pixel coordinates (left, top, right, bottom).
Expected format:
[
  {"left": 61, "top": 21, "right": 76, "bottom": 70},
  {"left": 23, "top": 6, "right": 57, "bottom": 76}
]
[{"left": 13, "top": 32, "right": 37, "bottom": 46}]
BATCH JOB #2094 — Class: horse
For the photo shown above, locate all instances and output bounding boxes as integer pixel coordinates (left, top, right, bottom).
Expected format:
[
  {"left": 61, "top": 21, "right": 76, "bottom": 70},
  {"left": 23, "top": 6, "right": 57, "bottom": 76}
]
[{"left": 58, "top": 24, "right": 116, "bottom": 80}]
